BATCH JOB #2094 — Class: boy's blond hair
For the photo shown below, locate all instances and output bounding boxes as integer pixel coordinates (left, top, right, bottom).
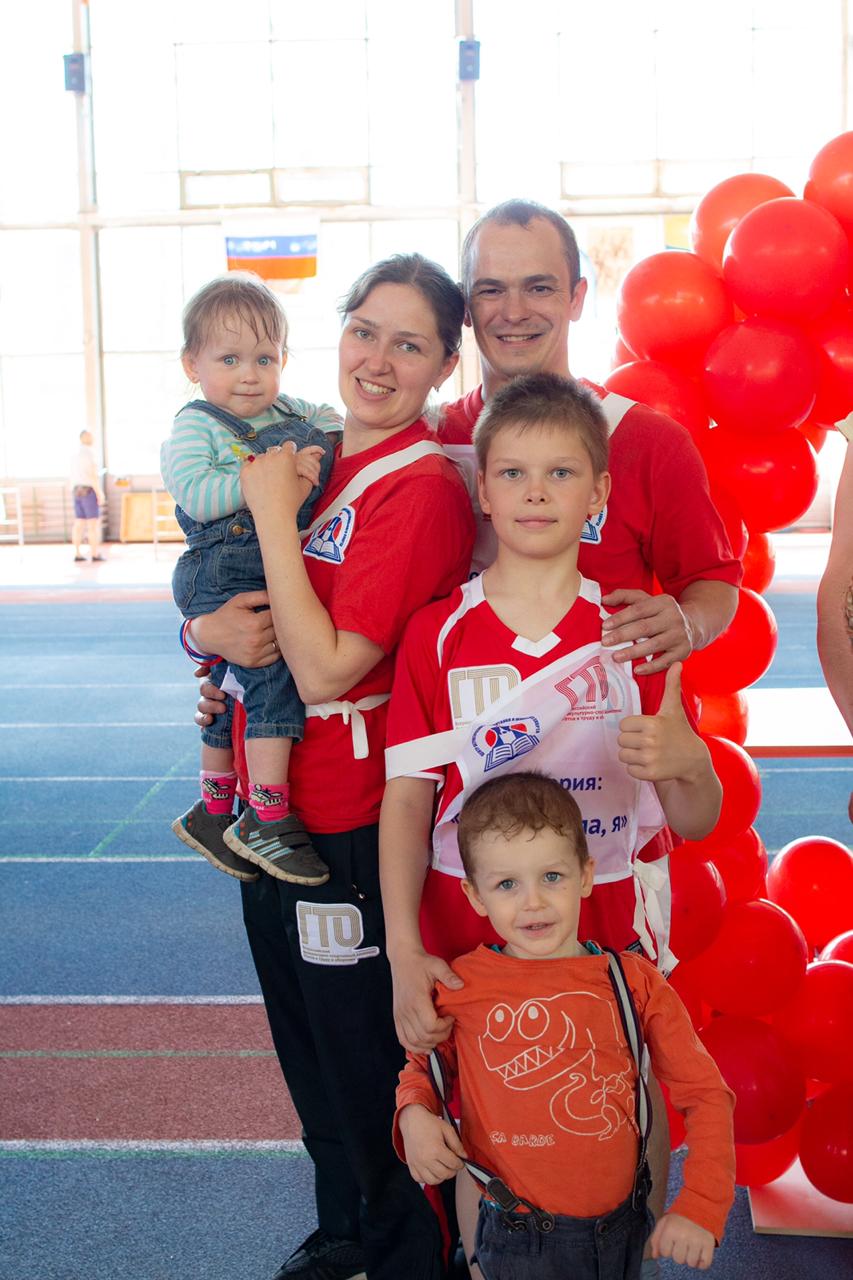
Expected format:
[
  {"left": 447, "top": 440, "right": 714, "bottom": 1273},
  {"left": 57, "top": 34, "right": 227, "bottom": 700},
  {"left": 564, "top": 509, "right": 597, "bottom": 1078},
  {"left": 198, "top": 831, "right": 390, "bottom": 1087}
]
[{"left": 473, "top": 372, "right": 609, "bottom": 477}]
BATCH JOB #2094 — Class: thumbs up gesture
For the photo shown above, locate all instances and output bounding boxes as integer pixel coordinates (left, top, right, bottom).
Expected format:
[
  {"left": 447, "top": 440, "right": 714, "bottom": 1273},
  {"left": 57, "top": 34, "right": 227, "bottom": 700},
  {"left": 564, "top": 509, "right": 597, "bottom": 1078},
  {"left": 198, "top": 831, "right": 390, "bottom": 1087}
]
[{"left": 617, "top": 663, "right": 708, "bottom": 784}]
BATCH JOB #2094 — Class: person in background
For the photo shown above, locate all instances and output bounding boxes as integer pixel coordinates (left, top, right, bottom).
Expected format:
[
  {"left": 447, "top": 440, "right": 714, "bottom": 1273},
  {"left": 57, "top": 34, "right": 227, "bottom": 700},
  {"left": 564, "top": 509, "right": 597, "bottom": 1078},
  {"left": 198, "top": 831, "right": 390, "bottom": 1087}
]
[{"left": 69, "top": 429, "right": 105, "bottom": 562}]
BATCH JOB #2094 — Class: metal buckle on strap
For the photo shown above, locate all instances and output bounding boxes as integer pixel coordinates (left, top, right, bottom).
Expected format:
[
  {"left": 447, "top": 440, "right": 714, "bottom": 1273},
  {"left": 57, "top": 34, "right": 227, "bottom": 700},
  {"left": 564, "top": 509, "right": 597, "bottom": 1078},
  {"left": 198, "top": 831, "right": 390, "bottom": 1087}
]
[{"left": 485, "top": 1177, "right": 520, "bottom": 1214}]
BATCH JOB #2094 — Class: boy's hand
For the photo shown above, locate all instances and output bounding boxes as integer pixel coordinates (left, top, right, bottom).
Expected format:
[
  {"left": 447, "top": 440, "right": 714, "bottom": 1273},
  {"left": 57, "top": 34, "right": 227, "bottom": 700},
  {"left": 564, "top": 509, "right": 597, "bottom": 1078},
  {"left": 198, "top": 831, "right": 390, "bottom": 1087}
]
[
  {"left": 601, "top": 589, "right": 694, "bottom": 674},
  {"left": 398, "top": 1104, "right": 467, "bottom": 1185},
  {"left": 390, "top": 947, "right": 463, "bottom": 1054},
  {"left": 293, "top": 445, "right": 326, "bottom": 489},
  {"left": 617, "top": 663, "right": 708, "bottom": 783},
  {"left": 649, "top": 1213, "right": 715, "bottom": 1270}
]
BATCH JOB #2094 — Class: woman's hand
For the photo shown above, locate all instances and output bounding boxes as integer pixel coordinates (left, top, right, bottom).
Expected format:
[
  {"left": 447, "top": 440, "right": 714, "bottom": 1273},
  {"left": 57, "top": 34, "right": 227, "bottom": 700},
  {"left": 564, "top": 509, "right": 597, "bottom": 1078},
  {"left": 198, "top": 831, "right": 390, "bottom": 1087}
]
[
  {"left": 239, "top": 442, "right": 306, "bottom": 520},
  {"left": 195, "top": 679, "right": 227, "bottom": 729},
  {"left": 191, "top": 591, "right": 280, "bottom": 668},
  {"left": 390, "top": 946, "right": 464, "bottom": 1054}
]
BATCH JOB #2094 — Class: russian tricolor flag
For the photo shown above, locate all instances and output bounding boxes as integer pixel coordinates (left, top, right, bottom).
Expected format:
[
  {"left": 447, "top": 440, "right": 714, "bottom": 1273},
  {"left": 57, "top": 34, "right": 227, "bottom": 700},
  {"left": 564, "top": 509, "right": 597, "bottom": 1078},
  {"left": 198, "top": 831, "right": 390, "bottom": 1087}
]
[{"left": 225, "top": 231, "right": 318, "bottom": 281}]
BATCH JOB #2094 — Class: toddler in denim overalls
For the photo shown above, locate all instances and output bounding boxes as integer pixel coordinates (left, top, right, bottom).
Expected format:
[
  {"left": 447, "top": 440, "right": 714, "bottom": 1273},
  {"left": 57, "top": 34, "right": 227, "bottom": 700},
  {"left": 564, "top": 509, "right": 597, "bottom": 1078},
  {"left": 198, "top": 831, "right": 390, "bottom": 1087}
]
[{"left": 161, "top": 274, "right": 339, "bottom": 886}]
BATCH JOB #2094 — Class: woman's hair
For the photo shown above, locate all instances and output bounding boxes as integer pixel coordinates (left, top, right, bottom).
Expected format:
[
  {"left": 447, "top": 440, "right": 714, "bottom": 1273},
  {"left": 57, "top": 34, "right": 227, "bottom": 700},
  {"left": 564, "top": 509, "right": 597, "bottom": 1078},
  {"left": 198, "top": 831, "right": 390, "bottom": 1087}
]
[
  {"left": 338, "top": 253, "right": 465, "bottom": 359},
  {"left": 182, "top": 273, "right": 288, "bottom": 357},
  {"left": 457, "top": 772, "right": 590, "bottom": 880},
  {"left": 473, "top": 371, "right": 609, "bottom": 477}
]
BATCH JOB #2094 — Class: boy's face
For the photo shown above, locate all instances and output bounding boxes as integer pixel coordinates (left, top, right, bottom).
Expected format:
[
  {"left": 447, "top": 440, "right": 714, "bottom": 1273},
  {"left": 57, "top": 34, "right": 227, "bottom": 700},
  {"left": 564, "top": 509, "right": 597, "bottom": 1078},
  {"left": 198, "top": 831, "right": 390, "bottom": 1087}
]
[
  {"left": 477, "top": 424, "right": 610, "bottom": 562},
  {"left": 182, "top": 314, "right": 286, "bottom": 419},
  {"left": 461, "top": 826, "right": 595, "bottom": 961}
]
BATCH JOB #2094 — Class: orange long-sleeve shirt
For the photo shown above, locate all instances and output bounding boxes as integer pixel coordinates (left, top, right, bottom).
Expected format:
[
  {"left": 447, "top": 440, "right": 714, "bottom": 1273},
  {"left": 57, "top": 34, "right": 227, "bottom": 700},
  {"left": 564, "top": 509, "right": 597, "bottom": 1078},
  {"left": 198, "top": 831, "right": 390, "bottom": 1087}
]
[{"left": 395, "top": 946, "right": 735, "bottom": 1240}]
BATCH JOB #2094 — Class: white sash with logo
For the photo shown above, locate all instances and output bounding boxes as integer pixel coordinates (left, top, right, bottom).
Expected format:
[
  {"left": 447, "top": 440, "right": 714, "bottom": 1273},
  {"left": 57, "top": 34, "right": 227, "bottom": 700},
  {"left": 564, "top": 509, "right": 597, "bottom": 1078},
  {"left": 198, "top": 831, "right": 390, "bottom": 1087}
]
[
  {"left": 385, "top": 580, "right": 671, "bottom": 962},
  {"left": 300, "top": 439, "right": 447, "bottom": 541}
]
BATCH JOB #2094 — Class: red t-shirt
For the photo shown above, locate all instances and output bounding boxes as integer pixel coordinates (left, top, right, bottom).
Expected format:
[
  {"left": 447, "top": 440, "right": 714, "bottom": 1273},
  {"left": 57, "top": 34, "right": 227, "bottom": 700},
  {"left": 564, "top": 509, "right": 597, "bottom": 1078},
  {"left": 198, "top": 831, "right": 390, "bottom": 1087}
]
[
  {"left": 385, "top": 577, "right": 692, "bottom": 958},
  {"left": 232, "top": 418, "right": 475, "bottom": 833},
  {"left": 439, "top": 383, "right": 741, "bottom": 596}
]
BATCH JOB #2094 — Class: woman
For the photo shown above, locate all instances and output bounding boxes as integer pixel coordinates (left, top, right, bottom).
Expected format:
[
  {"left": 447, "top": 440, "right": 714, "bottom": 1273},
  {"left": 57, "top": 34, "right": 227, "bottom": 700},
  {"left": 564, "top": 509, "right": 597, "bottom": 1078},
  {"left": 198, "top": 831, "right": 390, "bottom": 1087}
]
[{"left": 190, "top": 254, "right": 475, "bottom": 1280}]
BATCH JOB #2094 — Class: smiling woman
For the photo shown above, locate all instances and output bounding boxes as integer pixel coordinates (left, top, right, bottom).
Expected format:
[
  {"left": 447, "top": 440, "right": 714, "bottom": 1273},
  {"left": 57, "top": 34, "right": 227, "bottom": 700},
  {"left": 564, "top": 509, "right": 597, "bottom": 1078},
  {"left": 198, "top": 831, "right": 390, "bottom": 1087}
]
[{"left": 189, "top": 253, "right": 475, "bottom": 1280}]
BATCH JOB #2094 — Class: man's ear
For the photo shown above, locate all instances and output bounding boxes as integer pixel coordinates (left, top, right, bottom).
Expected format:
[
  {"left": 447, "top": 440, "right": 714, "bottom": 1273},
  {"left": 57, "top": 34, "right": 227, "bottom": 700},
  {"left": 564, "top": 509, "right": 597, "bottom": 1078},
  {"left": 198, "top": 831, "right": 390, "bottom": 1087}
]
[
  {"left": 460, "top": 877, "right": 489, "bottom": 918},
  {"left": 570, "top": 277, "right": 588, "bottom": 322},
  {"left": 181, "top": 351, "right": 199, "bottom": 384}
]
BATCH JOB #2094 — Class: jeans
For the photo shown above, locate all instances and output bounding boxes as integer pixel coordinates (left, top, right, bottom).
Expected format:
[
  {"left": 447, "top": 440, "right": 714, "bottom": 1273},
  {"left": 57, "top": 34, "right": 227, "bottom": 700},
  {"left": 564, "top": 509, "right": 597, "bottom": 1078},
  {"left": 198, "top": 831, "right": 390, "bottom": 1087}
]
[{"left": 474, "top": 1191, "right": 652, "bottom": 1280}]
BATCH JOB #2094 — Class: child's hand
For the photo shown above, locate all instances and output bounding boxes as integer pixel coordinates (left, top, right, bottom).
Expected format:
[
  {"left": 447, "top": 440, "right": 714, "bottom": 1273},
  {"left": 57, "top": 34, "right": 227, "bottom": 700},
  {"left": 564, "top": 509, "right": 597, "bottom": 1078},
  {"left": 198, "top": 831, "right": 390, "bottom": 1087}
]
[
  {"left": 617, "top": 663, "right": 709, "bottom": 784},
  {"left": 649, "top": 1212, "right": 715, "bottom": 1269},
  {"left": 294, "top": 445, "right": 326, "bottom": 489},
  {"left": 398, "top": 1104, "right": 467, "bottom": 1185}
]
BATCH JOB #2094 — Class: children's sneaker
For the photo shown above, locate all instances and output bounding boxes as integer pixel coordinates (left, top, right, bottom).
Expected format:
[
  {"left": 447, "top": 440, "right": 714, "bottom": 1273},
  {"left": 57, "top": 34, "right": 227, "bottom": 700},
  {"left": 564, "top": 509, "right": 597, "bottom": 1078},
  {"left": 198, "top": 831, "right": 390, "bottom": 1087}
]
[
  {"left": 271, "top": 1229, "right": 366, "bottom": 1278},
  {"left": 223, "top": 808, "right": 329, "bottom": 886},
  {"left": 171, "top": 801, "right": 259, "bottom": 883}
]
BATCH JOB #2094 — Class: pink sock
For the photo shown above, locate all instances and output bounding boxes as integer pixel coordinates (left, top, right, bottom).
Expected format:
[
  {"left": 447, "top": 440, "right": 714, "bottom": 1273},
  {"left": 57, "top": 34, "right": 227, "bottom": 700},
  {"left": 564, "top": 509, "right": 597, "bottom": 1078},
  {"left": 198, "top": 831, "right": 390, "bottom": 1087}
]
[
  {"left": 249, "top": 783, "right": 291, "bottom": 822},
  {"left": 200, "top": 771, "right": 237, "bottom": 815}
]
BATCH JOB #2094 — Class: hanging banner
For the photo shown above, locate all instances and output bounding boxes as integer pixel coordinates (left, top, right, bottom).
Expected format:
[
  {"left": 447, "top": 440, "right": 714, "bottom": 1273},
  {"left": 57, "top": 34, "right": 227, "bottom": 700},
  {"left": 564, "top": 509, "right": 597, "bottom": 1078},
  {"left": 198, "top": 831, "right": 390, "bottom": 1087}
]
[{"left": 224, "top": 222, "right": 318, "bottom": 281}]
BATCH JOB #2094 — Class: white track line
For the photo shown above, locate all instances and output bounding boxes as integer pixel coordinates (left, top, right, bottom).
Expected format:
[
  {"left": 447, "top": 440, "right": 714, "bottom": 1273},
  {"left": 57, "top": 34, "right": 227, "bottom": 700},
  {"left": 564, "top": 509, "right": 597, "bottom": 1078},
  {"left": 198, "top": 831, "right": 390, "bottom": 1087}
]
[
  {"left": 0, "top": 1139, "right": 304, "bottom": 1154},
  {"left": 0, "top": 995, "right": 263, "bottom": 1004}
]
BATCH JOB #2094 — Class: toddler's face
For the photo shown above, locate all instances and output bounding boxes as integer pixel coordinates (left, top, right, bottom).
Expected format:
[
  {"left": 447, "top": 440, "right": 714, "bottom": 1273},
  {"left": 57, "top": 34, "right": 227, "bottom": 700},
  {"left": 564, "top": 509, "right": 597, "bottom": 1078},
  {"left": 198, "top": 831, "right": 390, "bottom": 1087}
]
[
  {"left": 182, "top": 314, "right": 285, "bottom": 419},
  {"left": 461, "top": 825, "right": 594, "bottom": 961}
]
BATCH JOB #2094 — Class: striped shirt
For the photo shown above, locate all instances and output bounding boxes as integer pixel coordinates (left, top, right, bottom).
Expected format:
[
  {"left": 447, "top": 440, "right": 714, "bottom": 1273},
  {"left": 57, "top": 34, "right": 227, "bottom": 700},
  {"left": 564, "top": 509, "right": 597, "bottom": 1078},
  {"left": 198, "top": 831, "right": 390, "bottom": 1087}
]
[{"left": 160, "top": 395, "right": 342, "bottom": 524}]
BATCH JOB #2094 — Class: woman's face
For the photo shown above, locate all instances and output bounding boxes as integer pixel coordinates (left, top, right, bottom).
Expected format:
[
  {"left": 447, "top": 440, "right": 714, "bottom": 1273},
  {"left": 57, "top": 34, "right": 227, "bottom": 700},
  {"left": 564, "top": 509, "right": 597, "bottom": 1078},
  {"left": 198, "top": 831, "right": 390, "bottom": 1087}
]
[{"left": 338, "top": 282, "right": 458, "bottom": 438}]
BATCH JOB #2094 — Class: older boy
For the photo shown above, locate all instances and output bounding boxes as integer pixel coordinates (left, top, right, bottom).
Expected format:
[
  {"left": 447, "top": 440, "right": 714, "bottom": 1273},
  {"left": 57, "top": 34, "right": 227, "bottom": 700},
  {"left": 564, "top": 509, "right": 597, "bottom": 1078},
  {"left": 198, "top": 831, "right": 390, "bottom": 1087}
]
[{"left": 394, "top": 773, "right": 735, "bottom": 1280}]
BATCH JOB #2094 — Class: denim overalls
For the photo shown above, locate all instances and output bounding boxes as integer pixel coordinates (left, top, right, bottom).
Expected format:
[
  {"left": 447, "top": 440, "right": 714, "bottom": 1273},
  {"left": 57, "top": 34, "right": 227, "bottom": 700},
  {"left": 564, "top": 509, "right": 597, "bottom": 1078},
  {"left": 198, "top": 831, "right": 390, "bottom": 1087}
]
[{"left": 172, "top": 398, "right": 335, "bottom": 749}]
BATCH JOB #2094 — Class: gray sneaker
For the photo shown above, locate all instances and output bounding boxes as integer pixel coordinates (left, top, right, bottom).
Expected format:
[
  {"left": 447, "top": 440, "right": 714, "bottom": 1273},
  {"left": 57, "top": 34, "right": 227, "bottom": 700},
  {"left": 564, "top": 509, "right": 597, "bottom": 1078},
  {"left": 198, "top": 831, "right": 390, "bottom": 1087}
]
[
  {"left": 271, "top": 1229, "right": 366, "bottom": 1279},
  {"left": 223, "top": 808, "right": 329, "bottom": 886},
  {"left": 171, "top": 801, "right": 259, "bottom": 882}
]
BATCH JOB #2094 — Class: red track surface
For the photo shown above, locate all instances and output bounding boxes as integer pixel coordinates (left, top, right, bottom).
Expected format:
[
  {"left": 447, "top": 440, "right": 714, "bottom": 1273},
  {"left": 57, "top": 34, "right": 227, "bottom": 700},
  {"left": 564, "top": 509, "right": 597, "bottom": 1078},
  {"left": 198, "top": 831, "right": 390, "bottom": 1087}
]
[{"left": 0, "top": 1005, "right": 300, "bottom": 1141}]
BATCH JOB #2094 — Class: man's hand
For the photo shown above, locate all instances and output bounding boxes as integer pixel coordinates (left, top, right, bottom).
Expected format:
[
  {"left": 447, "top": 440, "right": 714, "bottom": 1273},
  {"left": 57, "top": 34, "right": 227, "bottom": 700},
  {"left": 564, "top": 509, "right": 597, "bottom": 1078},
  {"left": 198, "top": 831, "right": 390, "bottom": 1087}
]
[
  {"left": 390, "top": 947, "right": 464, "bottom": 1054},
  {"left": 601, "top": 589, "right": 694, "bottom": 675},
  {"left": 649, "top": 1213, "right": 715, "bottom": 1270},
  {"left": 618, "top": 663, "right": 706, "bottom": 783},
  {"left": 398, "top": 1105, "right": 467, "bottom": 1185}
]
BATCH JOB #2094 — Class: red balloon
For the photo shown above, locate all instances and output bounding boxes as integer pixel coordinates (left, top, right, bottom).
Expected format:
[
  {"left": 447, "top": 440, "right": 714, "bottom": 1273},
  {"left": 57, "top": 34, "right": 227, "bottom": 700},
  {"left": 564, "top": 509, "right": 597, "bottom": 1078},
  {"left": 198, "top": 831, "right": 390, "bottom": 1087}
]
[
  {"left": 693, "top": 899, "right": 808, "bottom": 1017},
  {"left": 700, "top": 426, "right": 819, "bottom": 533},
  {"left": 669, "top": 959, "right": 709, "bottom": 1027},
  {"left": 611, "top": 334, "right": 637, "bottom": 369},
  {"left": 820, "top": 929, "right": 853, "bottom": 965},
  {"left": 708, "top": 484, "right": 748, "bottom": 561},
  {"left": 741, "top": 530, "right": 776, "bottom": 594},
  {"left": 703, "top": 319, "right": 818, "bottom": 434},
  {"left": 799, "top": 1083, "right": 853, "bottom": 1203},
  {"left": 604, "top": 360, "right": 710, "bottom": 446},
  {"left": 808, "top": 308, "right": 853, "bottom": 424},
  {"left": 735, "top": 1117, "right": 802, "bottom": 1187},
  {"left": 696, "top": 691, "right": 748, "bottom": 745},
  {"left": 684, "top": 589, "right": 778, "bottom": 695},
  {"left": 797, "top": 419, "right": 829, "bottom": 452},
  {"left": 700, "top": 1015, "right": 806, "bottom": 1144},
  {"left": 669, "top": 856, "right": 727, "bottom": 962},
  {"left": 689, "top": 173, "right": 795, "bottom": 273},
  {"left": 709, "top": 827, "right": 769, "bottom": 904},
  {"left": 772, "top": 961, "right": 853, "bottom": 1084},
  {"left": 805, "top": 131, "right": 853, "bottom": 237},
  {"left": 723, "top": 198, "right": 849, "bottom": 324},
  {"left": 616, "top": 252, "right": 733, "bottom": 372},
  {"left": 767, "top": 836, "right": 853, "bottom": 949},
  {"left": 697, "top": 735, "right": 762, "bottom": 846}
]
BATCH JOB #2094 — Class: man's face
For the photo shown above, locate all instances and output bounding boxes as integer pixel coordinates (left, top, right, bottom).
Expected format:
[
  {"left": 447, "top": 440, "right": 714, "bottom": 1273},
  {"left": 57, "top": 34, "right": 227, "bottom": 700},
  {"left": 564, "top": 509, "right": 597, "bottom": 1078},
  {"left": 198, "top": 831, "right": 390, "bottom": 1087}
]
[{"left": 465, "top": 218, "right": 587, "bottom": 396}]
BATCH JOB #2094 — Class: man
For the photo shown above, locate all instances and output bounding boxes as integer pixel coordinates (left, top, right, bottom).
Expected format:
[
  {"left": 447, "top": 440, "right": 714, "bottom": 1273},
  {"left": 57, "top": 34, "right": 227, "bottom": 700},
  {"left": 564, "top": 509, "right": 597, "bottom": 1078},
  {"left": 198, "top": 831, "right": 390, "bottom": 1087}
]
[
  {"left": 440, "top": 199, "right": 740, "bottom": 675},
  {"left": 69, "top": 429, "right": 105, "bottom": 563}
]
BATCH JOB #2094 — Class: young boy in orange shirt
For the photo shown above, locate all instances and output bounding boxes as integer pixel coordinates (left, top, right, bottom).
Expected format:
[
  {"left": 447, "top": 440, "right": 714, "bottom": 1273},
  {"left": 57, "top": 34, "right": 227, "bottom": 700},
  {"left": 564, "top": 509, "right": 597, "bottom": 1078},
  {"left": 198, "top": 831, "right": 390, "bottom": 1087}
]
[{"left": 394, "top": 772, "right": 735, "bottom": 1280}]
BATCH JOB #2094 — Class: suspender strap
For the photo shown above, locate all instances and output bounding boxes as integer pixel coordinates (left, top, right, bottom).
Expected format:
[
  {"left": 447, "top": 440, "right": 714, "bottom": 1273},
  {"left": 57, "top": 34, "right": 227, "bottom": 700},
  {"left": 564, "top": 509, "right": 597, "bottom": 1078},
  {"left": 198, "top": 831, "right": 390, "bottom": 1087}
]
[
  {"left": 427, "top": 946, "right": 653, "bottom": 1223},
  {"left": 426, "top": 1047, "right": 555, "bottom": 1233},
  {"left": 184, "top": 397, "right": 306, "bottom": 441},
  {"left": 602, "top": 947, "right": 654, "bottom": 1208}
]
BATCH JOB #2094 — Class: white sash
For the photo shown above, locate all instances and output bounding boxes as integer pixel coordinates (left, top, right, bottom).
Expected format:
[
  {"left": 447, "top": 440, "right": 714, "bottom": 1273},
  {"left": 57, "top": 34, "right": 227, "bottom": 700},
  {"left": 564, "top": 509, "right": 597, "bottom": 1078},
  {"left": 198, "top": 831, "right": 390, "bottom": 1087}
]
[
  {"left": 300, "top": 439, "right": 447, "bottom": 541},
  {"left": 306, "top": 693, "right": 390, "bottom": 760}
]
